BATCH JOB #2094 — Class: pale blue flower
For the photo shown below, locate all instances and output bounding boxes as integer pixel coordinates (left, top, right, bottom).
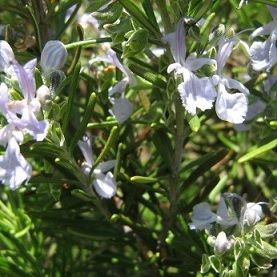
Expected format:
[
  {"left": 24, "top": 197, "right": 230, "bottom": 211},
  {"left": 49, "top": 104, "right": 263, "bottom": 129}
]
[
  {"left": 9, "top": 60, "right": 49, "bottom": 140},
  {"left": 234, "top": 99, "right": 267, "bottom": 131},
  {"left": 216, "top": 195, "right": 239, "bottom": 227},
  {"left": 212, "top": 37, "right": 249, "bottom": 123},
  {"left": 0, "top": 137, "right": 32, "bottom": 190},
  {"left": 249, "top": 6, "right": 277, "bottom": 72},
  {"left": 189, "top": 194, "right": 243, "bottom": 231},
  {"left": 188, "top": 202, "right": 218, "bottom": 230},
  {"left": 0, "top": 41, "right": 49, "bottom": 141},
  {"left": 244, "top": 202, "right": 264, "bottom": 227},
  {"left": 89, "top": 49, "right": 136, "bottom": 123},
  {"left": 164, "top": 18, "right": 217, "bottom": 115},
  {"left": 78, "top": 136, "right": 117, "bottom": 198}
]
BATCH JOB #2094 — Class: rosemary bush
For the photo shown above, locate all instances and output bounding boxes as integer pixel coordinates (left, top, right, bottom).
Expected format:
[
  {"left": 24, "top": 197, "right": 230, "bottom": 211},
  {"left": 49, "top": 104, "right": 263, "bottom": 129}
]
[{"left": 0, "top": 0, "right": 276, "bottom": 276}]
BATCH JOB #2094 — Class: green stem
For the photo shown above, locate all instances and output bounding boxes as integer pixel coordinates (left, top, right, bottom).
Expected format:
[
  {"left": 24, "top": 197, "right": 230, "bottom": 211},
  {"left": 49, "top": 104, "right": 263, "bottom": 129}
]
[
  {"left": 159, "top": 95, "right": 186, "bottom": 263},
  {"left": 25, "top": 5, "right": 42, "bottom": 52},
  {"left": 157, "top": 0, "right": 173, "bottom": 34},
  {"left": 62, "top": 63, "right": 81, "bottom": 136},
  {"left": 118, "top": 0, "right": 161, "bottom": 39},
  {"left": 56, "top": 1, "right": 82, "bottom": 40},
  {"left": 93, "top": 126, "right": 119, "bottom": 169},
  {"left": 31, "top": 0, "right": 49, "bottom": 46},
  {"left": 69, "top": 92, "right": 97, "bottom": 153},
  {"left": 67, "top": 24, "right": 84, "bottom": 75},
  {"left": 251, "top": 0, "right": 277, "bottom": 6},
  {"left": 65, "top": 37, "right": 112, "bottom": 50}
]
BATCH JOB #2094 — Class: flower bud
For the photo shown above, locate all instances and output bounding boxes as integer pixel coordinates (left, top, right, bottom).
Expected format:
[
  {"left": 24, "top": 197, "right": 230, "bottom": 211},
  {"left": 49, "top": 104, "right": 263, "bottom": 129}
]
[
  {"left": 214, "top": 231, "right": 230, "bottom": 256},
  {"left": 36, "top": 84, "right": 51, "bottom": 110},
  {"left": 225, "top": 27, "right": 235, "bottom": 39},
  {"left": 209, "top": 24, "right": 225, "bottom": 45},
  {"left": 40, "top": 40, "right": 67, "bottom": 77}
]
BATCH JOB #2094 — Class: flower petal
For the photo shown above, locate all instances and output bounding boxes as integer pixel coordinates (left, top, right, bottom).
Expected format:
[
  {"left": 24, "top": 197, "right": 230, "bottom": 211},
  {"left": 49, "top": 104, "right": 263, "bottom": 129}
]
[
  {"left": 0, "top": 125, "right": 24, "bottom": 146},
  {"left": 216, "top": 196, "right": 239, "bottom": 227},
  {"left": 222, "top": 77, "right": 249, "bottom": 94},
  {"left": 90, "top": 49, "right": 136, "bottom": 86},
  {"left": 40, "top": 40, "right": 68, "bottom": 77},
  {"left": 178, "top": 69, "right": 216, "bottom": 115},
  {"left": 162, "top": 18, "right": 186, "bottom": 65},
  {"left": 0, "top": 137, "right": 32, "bottom": 190},
  {"left": 186, "top": 57, "right": 216, "bottom": 71},
  {"left": 216, "top": 38, "right": 238, "bottom": 73},
  {"left": 109, "top": 97, "right": 133, "bottom": 124},
  {"left": 244, "top": 203, "right": 263, "bottom": 226},
  {"left": 215, "top": 83, "right": 248, "bottom": 124},
  {"left": 249, "top": 21, "right": 275, "bottom": 39},
  {"left": 189, "top": 202, "right": 218, "bottom": 230},
  {"left": 93, "top": 171, "right": 117, "bottom": 198},
  {"left": 96, "top": 160, "right": 116, "bottom": 172},
  {"left": 250, "top": 40, "right": 271, "bottom": 71},
  {"left": 12, "top": 59, "right": 37, "bottom": 102},
  {"left": 78, "top": 137, "right": 94, "bottom": 167},
  {"left": 268, "top": 5, "right": 277, "bottom": 20},
  {"left": 0, "top": 40, "right": 15, "bottom": 72}
]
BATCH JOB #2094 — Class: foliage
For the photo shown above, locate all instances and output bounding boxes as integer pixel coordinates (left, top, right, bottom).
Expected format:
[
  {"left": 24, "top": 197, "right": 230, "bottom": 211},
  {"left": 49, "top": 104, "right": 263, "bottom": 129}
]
[{"left": 0, "top": 0, "right": 276, "bottom": 276}]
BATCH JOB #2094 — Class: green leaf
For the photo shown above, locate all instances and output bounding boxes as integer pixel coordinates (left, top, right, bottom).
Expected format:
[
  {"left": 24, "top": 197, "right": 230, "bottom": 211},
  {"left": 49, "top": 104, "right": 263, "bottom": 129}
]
[
  {"left": 128, "top": 63, "right": 167, "bottom": 89},
  {"left": 122, "top": 29, "right": 149, "bottom": 58},
  {"left": 0, "top": 230, "right": 40, "bottom": 274},
  {"left": 129, "top": 176, "right": 158, "bottom": 184},
  {"left": 187, "top": 113, "right": 201, "bottom": 132},
  {"left": 250, "top": 252, "right": 272, "bottom": 269},
  {"left": 71, "top": 189, "right": 96, "bottom": 202},
  {"left": 200, "top": 254, "right": 211, "bottom": 274},
  {"left": 93, "top": 126, "right": 119, "bottom": 168},
  {"left": 255, "top": 223, "right": 277, "bottom": 238},
  {"left": 0, "top": 256, "right": 30, "bottom": 277},
  {"left": 143, "top": 101, "right": 164, "bottom": 123},
  {"left": 209, "top": 255, "right": 221, "bottom": 273},
  {"left": 188, "top": 0, "right": 216, "bottom": 21},
  {"left": 259, "top": 241, "right": 277, "bottom": 259},
  {"left": 85, "top": 0, "right": 112, "bottom": 12},
  {"left": 238, "top": 139, "right": 277, "bottom": 163},
  {"left": 50, "top": 184, "right": 62, "bottom": 201},
  {"left": 30, "top": 142, "right": 64, "bottom": 159},
  {"left": 251, "top": 0, "right": 277, "bottom": 7},
  {"left": 118, "top": 0, "right": 161, "bottom": 38},
  {"left": 91, "top": 1, "right": 123, "bottom": 27},
  {"left": 62, "top": 62, "right": 81, "bottom": 136},
  {"left": 105, "top": 16, "right": 133, "bottom": 45},
  {"left": 253, "top": 229, "right": 263, "bottom": 249},
  {"left": 142, "top": 0, "right": 160, "bottom": 32},
  {"left": 151, "top": 128, "right": 173, "bottom": 171},
  {"left": 180, "top": 149, "right": 229, "bottom": 193},
  {"left": 69, "top": 92, "right": 97, "bottom": 153}
]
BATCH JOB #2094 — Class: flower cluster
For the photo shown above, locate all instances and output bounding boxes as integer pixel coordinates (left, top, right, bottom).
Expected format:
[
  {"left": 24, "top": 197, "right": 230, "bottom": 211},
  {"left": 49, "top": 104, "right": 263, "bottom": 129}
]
[
  {"left": 249, "top": 6, "right": 277, "bottom": 73},
  {"left": 189, "top": 193, "right": 277, "bottom": 274},
  {"left": 78, "top": 136, "right": 117, "bottom": 198},
  {"left": 88, "top": 49, "right": 136, "bottom": 124},
  {"left": 0, "top": 40, "right": 67, "bottom": 189},
  {"left": 189, "top": 193, "right": 264, "bottom": 233},
  {"left": 164, "top": 18, "right": 250, "bottom": 124}
]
